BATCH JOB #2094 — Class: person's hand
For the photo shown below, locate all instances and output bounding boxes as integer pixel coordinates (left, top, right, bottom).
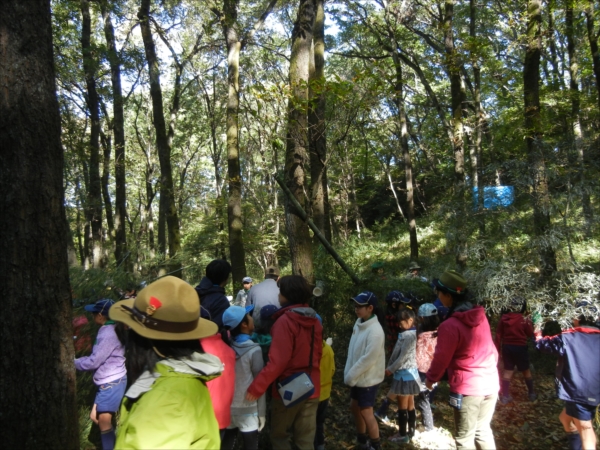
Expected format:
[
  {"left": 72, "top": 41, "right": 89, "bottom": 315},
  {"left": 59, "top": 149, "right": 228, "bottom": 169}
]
[
  {"left": 246, "top": 391, "right": 259, "bottom": 402},
  {"left": 258, "top": 416, "right": 266, "bottom": 431},
  {"left": 385, "top": 369, "right": 392, "bottom": 377},
  {"left": 425, "top": 379, "right": 434, "bottom": 390}
]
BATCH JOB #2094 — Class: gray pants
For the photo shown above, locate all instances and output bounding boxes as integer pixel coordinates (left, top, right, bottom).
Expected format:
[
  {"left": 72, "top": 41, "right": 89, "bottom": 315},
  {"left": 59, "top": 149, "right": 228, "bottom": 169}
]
[{"left": 453, "top": 393, "right": 497, "bottom": 449}]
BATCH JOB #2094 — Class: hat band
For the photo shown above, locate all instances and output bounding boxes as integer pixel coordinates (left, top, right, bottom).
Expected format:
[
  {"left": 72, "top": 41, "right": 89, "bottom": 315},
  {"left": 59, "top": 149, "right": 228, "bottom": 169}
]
[
  {"left": 437, "top": 280, "right": 463, "bottom": 295},
  {"left": 121, "top": 305, "right": 199, "bottom": 333}
]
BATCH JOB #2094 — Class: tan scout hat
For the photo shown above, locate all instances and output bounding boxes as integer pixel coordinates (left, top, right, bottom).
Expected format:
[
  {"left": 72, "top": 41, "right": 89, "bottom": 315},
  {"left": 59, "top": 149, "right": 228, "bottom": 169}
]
[{"left": 109, "top": 276, "right": 217, "bottom": 340}]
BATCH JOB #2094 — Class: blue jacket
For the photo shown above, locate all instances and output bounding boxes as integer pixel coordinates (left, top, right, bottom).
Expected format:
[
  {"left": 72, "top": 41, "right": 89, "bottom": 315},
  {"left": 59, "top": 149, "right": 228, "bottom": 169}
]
[
  {"left": 195, "top": 277, "right": 229, "bottom": 328},
  {"left": 535, "top": 326, "right": 600, "bottom": 406}
]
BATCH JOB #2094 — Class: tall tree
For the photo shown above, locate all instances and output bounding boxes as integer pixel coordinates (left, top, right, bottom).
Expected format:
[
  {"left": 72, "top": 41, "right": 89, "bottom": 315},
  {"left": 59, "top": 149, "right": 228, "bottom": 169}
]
[
  {"left": 81, "top": 0, "right": 104, "bottom": 268},
  {"left": 0, "top": 1, "right": 78, "bottom": 446},
  {"left": 284, "top": 0, "right": 317, "bottom": 281},
  {"left": 101, "top": 0, "right": 129, "bottom": 269},
  {"left": 309, "top": 0, "right": 332, "bottom": 243},
  {"left": 524, "top": 0, "right": 557, "bottom": 278},
  {"left": 584, "top": 0, "right": 600, "bottom": 110},
  {"left": 138, "top": 0, "right": 182, "bottom": 276}
]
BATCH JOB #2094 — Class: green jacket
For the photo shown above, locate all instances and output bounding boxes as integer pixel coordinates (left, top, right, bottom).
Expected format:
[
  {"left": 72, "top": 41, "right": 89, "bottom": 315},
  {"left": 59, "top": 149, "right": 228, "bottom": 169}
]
[{"left": 116, "top": 352, "right": 223, "bottom": 449}]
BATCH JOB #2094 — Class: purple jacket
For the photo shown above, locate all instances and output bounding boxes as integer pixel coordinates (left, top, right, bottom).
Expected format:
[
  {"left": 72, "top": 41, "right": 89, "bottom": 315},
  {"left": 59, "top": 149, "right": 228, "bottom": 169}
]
[
  {"left": 426, "top": 305, "right": 499, "bottom": 396},
  {"left": 535, "top": 326, "right": 600, "bottom": 406},
  {"left": 75, "top": 323, "right": 126, "bottom": 385}
]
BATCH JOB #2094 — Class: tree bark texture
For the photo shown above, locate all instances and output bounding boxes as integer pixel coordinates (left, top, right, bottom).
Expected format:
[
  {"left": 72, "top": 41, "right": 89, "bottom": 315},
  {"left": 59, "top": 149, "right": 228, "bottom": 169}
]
[
  {"left": 138, "top": 0, "right": 182, "bottom": 277},
  {"left": 393, "top": 54, "right": 419, "bottom": 261},
  {"left": 81, "top": 0, "right": 104, "bottom": 268},
  {"left": 101, "top": 0, "right": 129, "bottom": 269},
  {"left": 284, "top": 0, "right": 317, "bottom": 282},
  {"left": 0, "top": 1, "right": 78, "bottom": 447},
  {"left": 100, "top": 130, "right": 115, "bottom": 235},
  {"left": 221, "top": 0, "right": 248, "bottom": 288},
  {"left": 524, "top": 0, "right": 557, "bottom": 278},
  {"left": 309, "top": 0, "right": 331, "bottom": 244},
  {"left": 584, "top": 1, "right": 600, "bottom": 112}
]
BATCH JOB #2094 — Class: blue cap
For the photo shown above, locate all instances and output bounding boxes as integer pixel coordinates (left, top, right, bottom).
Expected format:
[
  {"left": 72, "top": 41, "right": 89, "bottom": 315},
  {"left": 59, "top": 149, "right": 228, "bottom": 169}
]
[
  {"left": 351, "top": 291, "right": 377, "bottom": 307},
  {"left": 386, "top": 290, "right": 410, "bottom": 304},
  {"left": 223, "top": 305, "right": 254, "bottom": 329},
  {"left": 418, "top": 303, "right": 438, "bottom": 317},
  {"left": 242, "top": 277, "right": 253, "bottom": 283},
  {"left": 84, "top": 299, "right": 114, "bottom": 316},
  {"left": 260, "top": 304, "right": 279, "bottom": 321}
]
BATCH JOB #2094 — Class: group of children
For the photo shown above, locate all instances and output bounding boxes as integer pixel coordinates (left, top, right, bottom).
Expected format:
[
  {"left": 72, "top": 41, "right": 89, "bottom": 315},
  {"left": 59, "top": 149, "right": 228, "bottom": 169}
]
[{"left": 74, "top": 277, "right": 599, "bottom": 450}]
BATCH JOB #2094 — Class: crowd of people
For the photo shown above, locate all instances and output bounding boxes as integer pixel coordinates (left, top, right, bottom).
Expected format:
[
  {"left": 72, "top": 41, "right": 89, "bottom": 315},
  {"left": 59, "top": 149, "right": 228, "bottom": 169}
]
[{"left": 74, "top": 261, "right": 599, "bottom": 450}]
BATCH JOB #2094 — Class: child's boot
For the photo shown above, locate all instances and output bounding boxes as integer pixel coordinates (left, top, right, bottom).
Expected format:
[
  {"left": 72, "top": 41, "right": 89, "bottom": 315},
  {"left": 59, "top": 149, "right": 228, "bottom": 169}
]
[
  {"left": 499, "top": 378, "right": 513, "bottom": 404},
  {"left": 369, "top": 437, "right": 382, "bottom": 450},
  {"left": 525, "top": 377, "right": 536, "bottom": 401},
  {"left": 389, "top": 410, "right": 410, "bottom": 444},
  {"left": 408, "top": 409, "right": 416, "bottom": 438},
  {"left": 100, "top": 427, "right": 116, "bottom": 450},
  {"left": 374, "top": 397, "right": 390, "bottom": 423},
  {"left": 356, "top": 432, "right": 369, "bottom": 450}
]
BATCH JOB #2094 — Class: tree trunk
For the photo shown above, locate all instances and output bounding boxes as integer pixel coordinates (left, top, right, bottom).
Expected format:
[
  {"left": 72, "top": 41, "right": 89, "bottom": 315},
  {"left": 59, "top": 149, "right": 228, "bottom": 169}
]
[
  {"left": 444, "top": 0, "right": 467, "bottom": 269},
  {"left": 101, "top": 0, "right": 129, "bottom": 270},
  {"left": 138, "top": 0, "right": 182, "bottom": 277},
  {"left": 524, "top": 0, "right": 557, "bottom": 279},
  {"left": 309, "top": 0, "right": 331, "bottom": 244},
  {"left": 100, "top": 130, "right": 115, "bottom": 235},
  {"left": 284, "top": 0, "right": 317, "bottom": 282},
  {"left": 221, "top": 0, "right": 248, "bottom": 288},
  {"left": 0, "top": 1, "right": 78, "bottom": 446},
  {"left": 393, "top": 54, "right": 419, "bottom": 262},
  {"left": 584, "top": 0, "right": 600, "bottom": 111},
  {"left": 81, "top": 0, "right": 104, "bottom": 268},
  {"left": 566, "top": 0, "right": 593, "bottom": 237}
]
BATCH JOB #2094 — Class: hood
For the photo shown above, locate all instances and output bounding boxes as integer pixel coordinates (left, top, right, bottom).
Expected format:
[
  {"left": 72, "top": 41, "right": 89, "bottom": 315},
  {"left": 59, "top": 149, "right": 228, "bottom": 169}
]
[
  {"left": 274, "top": 304, "right": 320, "bottom": 328},
  {"left": 232, "top": 339, "right": 260, "bottom": 357},
  {"left": 452, "top": 304, "right": 486, "bottom": 328},
  {"left": 124, "top": 352, "right": 223, "bottom": 400},
  {"left": 196, "top": 276, "right": 225, "bottom": 297},
  {"left": 501, "top": 312, "right": 526, "bottom": 328}
]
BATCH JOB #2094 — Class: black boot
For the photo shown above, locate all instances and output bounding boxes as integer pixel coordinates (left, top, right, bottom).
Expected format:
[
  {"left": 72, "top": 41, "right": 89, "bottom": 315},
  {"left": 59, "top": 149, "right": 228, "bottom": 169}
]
[{"left": 408, "top": 409, "right": 416, "bottom": 438}]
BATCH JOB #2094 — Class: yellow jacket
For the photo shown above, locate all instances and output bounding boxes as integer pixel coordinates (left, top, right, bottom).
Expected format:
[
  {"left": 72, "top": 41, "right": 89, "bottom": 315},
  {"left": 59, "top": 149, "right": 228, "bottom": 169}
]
[{"left": 320, "top": 341, "right": 335, "bottom": 401}]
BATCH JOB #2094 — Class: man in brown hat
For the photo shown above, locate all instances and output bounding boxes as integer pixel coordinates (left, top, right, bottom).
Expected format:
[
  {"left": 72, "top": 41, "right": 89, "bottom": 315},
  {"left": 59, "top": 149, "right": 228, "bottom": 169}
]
[
  {"left": 247, "top": 266, "right": 280, "bottom": 326},
  {"left": 407, "top": 261, "right": 428, "bottom": 282}
]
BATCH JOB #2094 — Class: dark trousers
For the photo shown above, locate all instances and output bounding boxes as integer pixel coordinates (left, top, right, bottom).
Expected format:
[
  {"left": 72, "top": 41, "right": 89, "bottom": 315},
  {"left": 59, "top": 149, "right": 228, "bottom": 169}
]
[{"left": 314, "top": 398, "right": 330, "bottom": 447}]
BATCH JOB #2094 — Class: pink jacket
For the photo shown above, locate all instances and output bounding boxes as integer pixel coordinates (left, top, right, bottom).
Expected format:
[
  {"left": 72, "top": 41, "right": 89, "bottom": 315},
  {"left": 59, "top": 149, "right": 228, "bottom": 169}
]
[
  {"left": 201, "top": 334, "right": 236, "bottom": 429},
  {"left": 426, "top": 305, "right": 499, "bottom": 396},
  {"left": 416, "top": 331, "right": 437, "bottom": 373}
]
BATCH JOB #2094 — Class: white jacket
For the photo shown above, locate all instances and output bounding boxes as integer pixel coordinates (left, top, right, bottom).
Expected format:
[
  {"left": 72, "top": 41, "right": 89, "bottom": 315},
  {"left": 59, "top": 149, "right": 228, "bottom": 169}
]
[{"left": 344, "top": 316, "right": 386, "bottom": 387}]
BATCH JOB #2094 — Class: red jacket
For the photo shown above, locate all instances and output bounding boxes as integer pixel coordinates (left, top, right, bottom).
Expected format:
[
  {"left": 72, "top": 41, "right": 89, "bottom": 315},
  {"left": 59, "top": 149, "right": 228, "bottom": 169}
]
[
  {"left": 495, "top": 312, "right": 534, "bottom": 348},
  {"left": 201, "top": 334, "right": 236, "bottom": 429},
  {"left": 426, "top": 305, "right": 499, "bottom": 396},
  {"left": 247, "top": 304, "right": 322, "bottom": 399}
]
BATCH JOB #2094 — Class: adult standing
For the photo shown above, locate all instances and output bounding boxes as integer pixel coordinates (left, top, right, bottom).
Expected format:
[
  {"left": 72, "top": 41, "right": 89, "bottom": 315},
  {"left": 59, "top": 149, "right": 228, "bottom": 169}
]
[
  {"left": 425, "top": 270, "right": 499, "bottom": 449},
  {"left": 195, "top": 259, "right": 231, "bottom": 328},
  {"left": 247, "top": 266, "right": 280, "bottom": 325},
  {"left": 246, "top": 275, "right": 322, "bottom": 450}
]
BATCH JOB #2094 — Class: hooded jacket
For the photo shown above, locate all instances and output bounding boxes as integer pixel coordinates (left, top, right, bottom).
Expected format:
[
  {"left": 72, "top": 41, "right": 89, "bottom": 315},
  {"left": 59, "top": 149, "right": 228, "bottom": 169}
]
[
  {"left": 535, "top": 326, "right": 600, "bottom": 406},
  {"left": 495, "top": 312, "right": 534, "bottom": 348},
  {"left": 426, "top": 305, "right": 499, "bottom": 396},
  {"left": 74, "top": 323, "right": 126, "bottom": 385},
  {"left": 195, "top": 277, "right": 229, "bottom": 328},
  {"left": 116, "top": 352, "right": 223, "bottom": 449},
  {"left": 231, "top": 339, "right": 266, "bottom": 417},
  {"left": 344, "top": 316, "right": 386, "bottom": 387},
  {"left": 247, "top": 304, "right": 323, "bottom": 399}
]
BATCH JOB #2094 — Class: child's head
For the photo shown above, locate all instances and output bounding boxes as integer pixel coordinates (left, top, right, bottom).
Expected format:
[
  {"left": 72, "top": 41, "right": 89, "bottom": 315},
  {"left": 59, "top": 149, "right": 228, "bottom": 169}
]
[
  {"left": 223, "top": 305, "right": 255, "bottom": 336},
  {"left": 418, "top": 303, "right": 440, "bottom": 332},
  {"left": 259, "top": 304, "right": 279, "bottom": 333},
  {"left": 397, "top": 307, "right": 416, "bottom": 330},
  {"left": 85, "top": 299, "right": 115, "bottom": 325},
  {"left": 206, "top": 259, "right": 232, "bottom": 286},
  {"left": 278, "top": 275, "right": 312, "bottom": 306}
]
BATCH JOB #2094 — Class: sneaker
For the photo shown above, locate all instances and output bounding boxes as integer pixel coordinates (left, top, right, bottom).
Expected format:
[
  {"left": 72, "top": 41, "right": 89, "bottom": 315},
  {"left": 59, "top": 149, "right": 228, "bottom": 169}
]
[
  {"left": 528, "top": 392, "right": 537, "bottom": 401},
  {"left": 499, "top": 395, "right": 513, "bottom": 405},
  {"left": 374, "top": 412, "right": 392, "bottom": 425},
  {"left": 388, "top": 433, "right": 410, "bottom": 444}
]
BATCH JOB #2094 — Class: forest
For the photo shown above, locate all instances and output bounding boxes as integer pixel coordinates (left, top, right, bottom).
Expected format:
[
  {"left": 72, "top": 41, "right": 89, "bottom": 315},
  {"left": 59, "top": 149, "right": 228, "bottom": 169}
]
[{"left": 0, "top": 0, "right": 598, "bottom": 448}]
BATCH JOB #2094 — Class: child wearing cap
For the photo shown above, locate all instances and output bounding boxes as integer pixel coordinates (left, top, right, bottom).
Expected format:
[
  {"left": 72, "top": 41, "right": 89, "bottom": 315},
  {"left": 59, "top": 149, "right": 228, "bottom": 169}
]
[
  {"left": 234, "top": 277, "right": 253, "bottom": 308},
  {"left": 415, "top": 303, "right": 440, "bottom": 432},
  {"left": 110, "top": 276, "right": 224, "bottom": 449},
  {"left": 495, "top": 296, "right": 536, "bottom": 404},
  {"left": 221, "top": 305, "right": 266, "bottom": 450},
  {"left": 75, "top": 299, "right": 126, "bottom": 450},
  {"left": 251, "top": 304, "right": 278, "bottom": 363},
  {"left": 535, "top": 302, "right": 600, "bottom": 450},
  {"left": 344, "top": 292, "right": 386, "bottom": 450},
  {"left": 315, "top": 314, "right": 335, "bottom": 450}
]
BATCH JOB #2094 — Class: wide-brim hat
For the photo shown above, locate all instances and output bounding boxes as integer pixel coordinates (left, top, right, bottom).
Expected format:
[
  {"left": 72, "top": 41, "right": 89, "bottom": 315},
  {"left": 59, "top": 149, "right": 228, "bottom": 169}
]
[
  {"left": 109, "top": 276, "right": 217, "bottom": 341},
  {"left": 408, "top": 261, "right": 422, "bottom": 270},
  {"left": 266, "top": 266, "right": 280, "bottom": 277},
  {"left": 432, "top": 270, "right": 467, "bottom": 295}
]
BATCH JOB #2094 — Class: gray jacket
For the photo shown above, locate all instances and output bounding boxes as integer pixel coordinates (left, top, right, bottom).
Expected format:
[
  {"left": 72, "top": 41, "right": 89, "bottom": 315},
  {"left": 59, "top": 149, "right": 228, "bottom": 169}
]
[
  {"left": 247, "top": 279, "right": 280, "bottom": 323},
  {"left": 231, "top": 339, "right": 266, "bottom": 417}
]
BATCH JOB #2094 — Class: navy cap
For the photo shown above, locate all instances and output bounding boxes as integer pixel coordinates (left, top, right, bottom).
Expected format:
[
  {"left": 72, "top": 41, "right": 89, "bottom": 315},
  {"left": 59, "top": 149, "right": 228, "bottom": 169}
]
[
  {"left": 84, "top": 299, "right": 114, "bottom": 316},
  {"left": 351, "top": 291, "right": 377, "bottom": 307},
  {"left": 260, "top": 304, "right": 279, "bottom": 321}
]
